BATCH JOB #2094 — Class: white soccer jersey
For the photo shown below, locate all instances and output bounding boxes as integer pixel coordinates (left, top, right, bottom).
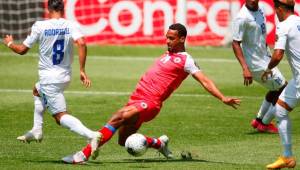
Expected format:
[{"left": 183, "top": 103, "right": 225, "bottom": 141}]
[
  {"left": 275, "top": 15, "right": 300, "bottom": 90},
  {"left": 23, "top": 18, "right": 84, "bottom": 84},
  {"left": 232, "top": 5, "right": 270, "bottom": 71}
]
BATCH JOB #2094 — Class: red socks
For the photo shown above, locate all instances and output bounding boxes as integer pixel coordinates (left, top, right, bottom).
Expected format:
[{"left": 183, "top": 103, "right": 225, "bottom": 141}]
[
  {"left": 82, "top": 125, "right": 116, "bottom": 159},
  {"left": 80, "top": 124, "right": 161, "bottom": 159},
  {"left": 145, "top": 136, "right": 162, "bottom": 149},
  {"left": 82, "top": 144, "right": 92, "bottom": 158},
  {"left": 99, "top": 126, "right": 115, "bottom": 145}
]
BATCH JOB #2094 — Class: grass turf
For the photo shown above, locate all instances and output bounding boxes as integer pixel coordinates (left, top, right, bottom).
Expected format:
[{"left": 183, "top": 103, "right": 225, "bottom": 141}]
[{"left": 0, "top": 45, "right": 299, "bottom": 170}]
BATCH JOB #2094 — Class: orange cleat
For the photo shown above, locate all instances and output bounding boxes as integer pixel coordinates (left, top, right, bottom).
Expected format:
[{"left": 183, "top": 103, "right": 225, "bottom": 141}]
[{"left": 266, "top": 156, "right": 296, "bottom": 169}]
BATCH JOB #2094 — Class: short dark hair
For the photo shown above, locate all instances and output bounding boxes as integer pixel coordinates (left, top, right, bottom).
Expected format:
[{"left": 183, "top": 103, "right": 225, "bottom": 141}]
[
  {"left": 48, "top": 0, "right": 64, "bottom": 12},
  {"left": 274, "top": 0, "right": 294, "bottom": 12},
  {"left": 169, "top": 23, "right": 187, "bottom": 38}
]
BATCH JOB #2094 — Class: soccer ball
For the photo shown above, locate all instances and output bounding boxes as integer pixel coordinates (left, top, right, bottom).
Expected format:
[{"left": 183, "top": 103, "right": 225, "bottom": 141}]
[{"left": 125, "top": 133, "right": 148, "bottom": 157}]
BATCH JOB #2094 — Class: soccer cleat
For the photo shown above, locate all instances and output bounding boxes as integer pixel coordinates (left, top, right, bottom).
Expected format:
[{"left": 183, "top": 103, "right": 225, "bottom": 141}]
[
  {"left": 62, "top": 151, "right": 87, "bottom": 164},
  {"left": 90, "top": 132, "right": 102, "bottom": 160},
  {"left": 158, "top": 135, "right": 174, "bottom": 159},
  {"left": 17, "top": 131, "right": 43, "bottom": 143},
  {"left": 251, "top": 119, "right": 260, "bottom": 129},
  {"left": 257, "top": 122, "right": 278, "bottom": 133},
  {"left": 266, "top": 156, "right": 296, "bottom": 169}
]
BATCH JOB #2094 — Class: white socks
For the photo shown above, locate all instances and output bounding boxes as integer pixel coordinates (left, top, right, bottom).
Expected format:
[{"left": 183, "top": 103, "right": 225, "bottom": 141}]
[
  {"left": 32, "top": 96, "right": 97, "bottom": 140},
  {"left": 59, "top": 114, "right": 96, "bottom": 139},
  {"left": 262, "top": 105, "right": 275, "bottom": 125},
  {"left": 256, "top": 99, "right": 271, "bottom": 119},
  {"left": 31, "top": 96, "right": 45, "bottom": 134},
  {"left": 275, "top": 104, "right": 292, "bottom": 157}
]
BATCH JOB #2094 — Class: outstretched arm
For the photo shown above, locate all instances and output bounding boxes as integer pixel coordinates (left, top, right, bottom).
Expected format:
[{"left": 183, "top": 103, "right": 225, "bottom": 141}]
[
  {"left": 3, "top": 35, "right": 29, "bottom": 55},
  {"left": 232, "top": 40, "right": 252, "bottom": 86},
  {"left": 192, "top": 71, "right": 240, "bottom": 109},
  {"left": 75, "top": 37, "right": 91, "bottom": 88}
]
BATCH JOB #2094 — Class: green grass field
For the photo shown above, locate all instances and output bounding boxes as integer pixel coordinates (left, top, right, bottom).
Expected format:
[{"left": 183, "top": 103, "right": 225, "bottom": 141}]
[{"left": 1, "top": 45, "right": 300, "bottom": 170}]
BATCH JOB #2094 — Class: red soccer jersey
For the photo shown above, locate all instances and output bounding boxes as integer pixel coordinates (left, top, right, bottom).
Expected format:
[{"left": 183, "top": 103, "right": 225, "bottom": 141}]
[{"left": 130, "top": 51, "right": 200, "bottom": 104}]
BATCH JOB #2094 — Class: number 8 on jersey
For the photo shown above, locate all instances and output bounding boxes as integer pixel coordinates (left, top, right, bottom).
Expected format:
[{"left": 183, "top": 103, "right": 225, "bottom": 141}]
[{"left": 52, "top": 39, "right": 64, "bottom": 65}]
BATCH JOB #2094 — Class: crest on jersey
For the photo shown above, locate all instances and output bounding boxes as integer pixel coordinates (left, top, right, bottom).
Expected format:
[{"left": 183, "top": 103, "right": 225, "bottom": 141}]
[
  {"left": 140, "top": 102, "right": 148, "bottom": 109},
  {"left": 174, "top": 57, "right": 181, "bottom": 63}
]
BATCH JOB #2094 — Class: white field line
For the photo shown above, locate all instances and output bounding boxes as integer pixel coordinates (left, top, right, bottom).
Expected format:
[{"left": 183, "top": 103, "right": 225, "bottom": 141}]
[
  {"left": 0, "top": 88, "right": 261, "bottom": 99},
  {"left": 2, "top": 52, "right": 289, "bottom": 64},
  {"left": 0, "top": 52, "right": 241, "bottom": 63}
]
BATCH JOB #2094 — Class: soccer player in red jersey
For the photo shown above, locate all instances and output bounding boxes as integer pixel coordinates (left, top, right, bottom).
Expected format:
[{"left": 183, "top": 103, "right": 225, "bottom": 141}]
[{"left": 62, "top": 23, "right": 240, "bottom": 164}]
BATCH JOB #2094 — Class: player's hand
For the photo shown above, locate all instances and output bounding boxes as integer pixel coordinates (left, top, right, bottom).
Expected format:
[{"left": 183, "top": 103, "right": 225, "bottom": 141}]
[
  {"left": 261, "top": 69, "right": 272, "bottom": 82},
  {"left": 222, "top": 97, "right": 241, "bottom": 109},
  {"left": 3, "top": 35, "right": 13, "bottom": 46},
  {"left": 243, "top": 69, "right": 252, "bottom": 86},
  {"left": 80, "top": 71, "right": 91, "bottom": 88}
]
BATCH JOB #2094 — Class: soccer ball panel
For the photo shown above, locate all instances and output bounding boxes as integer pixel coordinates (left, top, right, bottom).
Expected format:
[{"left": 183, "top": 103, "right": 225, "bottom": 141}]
[{"left": 125, "top": 133, "right": 148, "bottom": 157}]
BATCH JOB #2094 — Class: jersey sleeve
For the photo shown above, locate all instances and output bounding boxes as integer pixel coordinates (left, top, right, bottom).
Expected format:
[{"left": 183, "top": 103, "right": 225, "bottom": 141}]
[
  {"left": 274, "top": 23, "right": 288, "bottom": 50},
  {"left": 23, "top": 21, "right": 40, "bottom": 48},
  {"left": 70, "top": 21, "right": 84, "bottom": 41},
  {"left": 184, "top": 55, "right": 201, "bottom": 74},
  {"left": 232, "top": 18, "right": 246, "bottom": 41}
]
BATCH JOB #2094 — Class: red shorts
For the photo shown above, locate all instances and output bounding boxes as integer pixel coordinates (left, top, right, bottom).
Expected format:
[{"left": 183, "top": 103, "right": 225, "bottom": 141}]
[{"left": 126, "top": 97, "right": 162, "bottom": 129}]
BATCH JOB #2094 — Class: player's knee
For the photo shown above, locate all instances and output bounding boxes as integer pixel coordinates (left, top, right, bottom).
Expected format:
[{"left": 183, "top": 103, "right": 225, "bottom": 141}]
[
  {"left": 266, "top": 83, "right": 287, "bottom": 103},
  {"left": 53, "top": 112, "right": 67, "bottom": 125},
  {"left": 266, "top": 91, "right": 280, "bottom": 105},
  {"left": 274, "top": 104, "right": 289, "bottom": 119},
  {"left": 33, "top": 87, "right": 40, "bottom": 97},
  {"left": 109, "top": 108, "right": 139, "bottom": 127},
  {"left": 119, "top": 111, "right": 128, "bottom": 123},
  {"left": 110, "top": 112, "right": 126, "bottom": 126}
]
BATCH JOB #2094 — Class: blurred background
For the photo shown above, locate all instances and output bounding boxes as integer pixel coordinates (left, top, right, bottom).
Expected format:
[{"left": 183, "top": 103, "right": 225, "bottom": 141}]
[{"left": 1, "top": 0, "right": 299, "bottom": 47}]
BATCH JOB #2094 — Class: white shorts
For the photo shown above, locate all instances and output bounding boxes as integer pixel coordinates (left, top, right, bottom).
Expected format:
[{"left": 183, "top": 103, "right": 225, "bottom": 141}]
[
  {"left": 252, "top": 67, "right": 286, "bottom": 91},
  {"left": 36, "top": 82, "right": 70, "bottom": 115},
  {"left": 279, "top": 79, "right": 300, "bottom": 109}
]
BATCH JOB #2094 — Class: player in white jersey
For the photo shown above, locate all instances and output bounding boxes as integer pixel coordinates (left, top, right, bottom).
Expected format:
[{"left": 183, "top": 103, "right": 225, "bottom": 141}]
[
  {"left": 3, "top": 0, "right": 100, "bottom": 157},
  {"left": 232, "top": 0, "right": 287, "bottom": 133},
  {"left": 261, "top": 0, "right": 298, "bottom": 169}
]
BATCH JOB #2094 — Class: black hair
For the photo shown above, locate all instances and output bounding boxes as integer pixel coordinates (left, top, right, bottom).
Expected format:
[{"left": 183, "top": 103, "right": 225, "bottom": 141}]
[
  {"left": 274, "top": 0, "right": 294, "bottom": 12},
  {"left": 48, "top": 0, "right": 64, "bottom": 12},
  {"left": 169, "top": 23, "right": 187, "bottom": 38}
]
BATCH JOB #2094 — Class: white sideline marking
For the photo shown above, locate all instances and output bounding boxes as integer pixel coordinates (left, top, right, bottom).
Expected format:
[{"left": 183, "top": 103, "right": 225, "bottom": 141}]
[
  {"left": 0, "top": 88, "right": 260, "bottom": 99},
  {"left": 2, "top": 52, "right": 289, "bottom": 64},
  {"left": 0, "top": 52, "right": 238, "bottom": 63}
]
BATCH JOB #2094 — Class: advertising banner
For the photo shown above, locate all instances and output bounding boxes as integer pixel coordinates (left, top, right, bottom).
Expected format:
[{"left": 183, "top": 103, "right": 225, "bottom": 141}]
[{"left": 63, "top": 0, "right": 300, "bottom": 46}]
